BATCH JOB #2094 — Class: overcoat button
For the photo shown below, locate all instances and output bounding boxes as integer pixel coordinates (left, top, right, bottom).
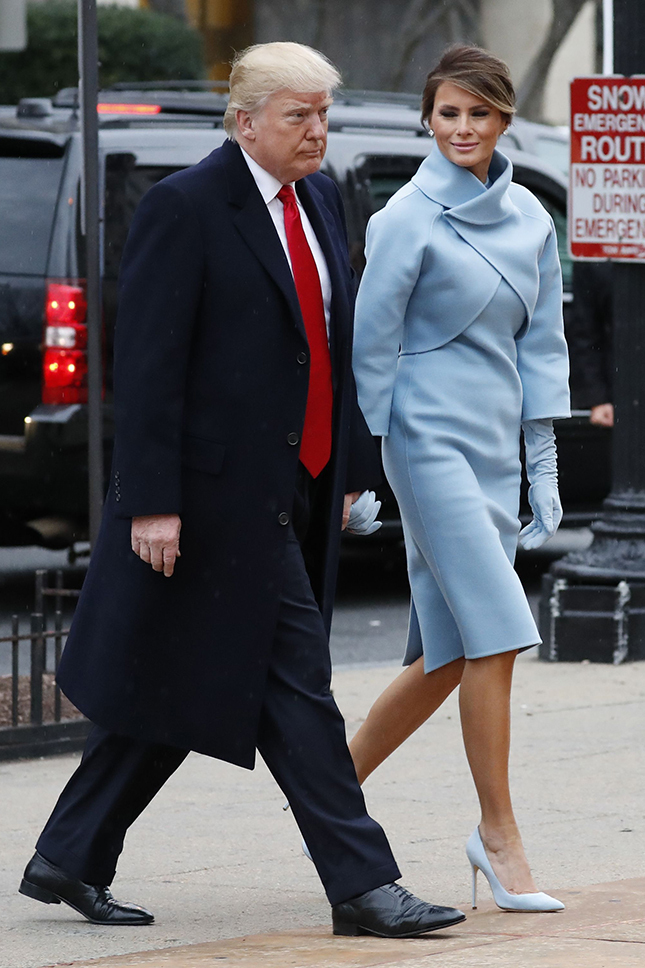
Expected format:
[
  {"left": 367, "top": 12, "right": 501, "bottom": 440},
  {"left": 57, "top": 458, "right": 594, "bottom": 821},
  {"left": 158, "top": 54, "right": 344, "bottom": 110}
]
[
  {"left": 287, "top": 432, "right": 299, "bottom": 445},
  {"left": 297, "top": 352, "right": 308, "bottom": 364},
  {"left": 278, "top": 512, "right": 290, "bottom": 526},
  {"left": 115, "top": 494, "right": 121, "bottom": 502}
]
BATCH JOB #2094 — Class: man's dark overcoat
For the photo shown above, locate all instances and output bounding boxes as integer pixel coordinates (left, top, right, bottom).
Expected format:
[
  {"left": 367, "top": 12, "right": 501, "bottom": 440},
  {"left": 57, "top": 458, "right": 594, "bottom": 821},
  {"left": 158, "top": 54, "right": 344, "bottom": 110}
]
[{"left": 57, "top": 139, "right": 379, "bottom": 768}]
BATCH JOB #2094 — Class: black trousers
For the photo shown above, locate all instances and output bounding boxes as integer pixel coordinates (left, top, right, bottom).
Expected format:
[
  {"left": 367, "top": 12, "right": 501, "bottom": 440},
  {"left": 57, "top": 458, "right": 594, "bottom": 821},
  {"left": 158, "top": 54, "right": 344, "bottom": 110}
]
[{"left": 36, "top": 469, "right": 400, "bottom": 906}]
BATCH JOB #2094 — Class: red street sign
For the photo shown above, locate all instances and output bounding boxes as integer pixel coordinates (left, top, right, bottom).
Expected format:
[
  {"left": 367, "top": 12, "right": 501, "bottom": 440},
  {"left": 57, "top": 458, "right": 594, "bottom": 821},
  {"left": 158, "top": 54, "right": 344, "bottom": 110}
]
[{"left": 570, "top": 76, "right": 645, "bottom": 261}]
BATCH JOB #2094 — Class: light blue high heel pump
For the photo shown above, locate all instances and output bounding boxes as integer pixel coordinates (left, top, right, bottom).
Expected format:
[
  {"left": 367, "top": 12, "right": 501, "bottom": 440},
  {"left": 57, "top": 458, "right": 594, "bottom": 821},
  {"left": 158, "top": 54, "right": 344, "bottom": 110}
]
[
  {"left": 466, "top": 828, "right": 564, "bottom": 913},
  {"left": 301, "top": 837, "right": 313, "bottom": 861}
]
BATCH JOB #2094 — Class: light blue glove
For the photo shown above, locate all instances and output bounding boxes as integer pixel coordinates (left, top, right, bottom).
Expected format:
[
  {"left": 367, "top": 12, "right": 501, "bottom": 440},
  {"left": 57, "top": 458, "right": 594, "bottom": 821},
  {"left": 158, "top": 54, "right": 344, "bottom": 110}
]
[
  {"left": 347, "top": 490, "right": 382, "bottom": 535},
  {"left": 518, "top": 419, "right": 563, "bottom": 551}
]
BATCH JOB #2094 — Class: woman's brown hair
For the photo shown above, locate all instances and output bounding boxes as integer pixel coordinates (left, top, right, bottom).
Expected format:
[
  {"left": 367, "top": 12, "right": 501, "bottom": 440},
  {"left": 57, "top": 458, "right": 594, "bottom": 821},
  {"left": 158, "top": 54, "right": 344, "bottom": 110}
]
[{"left": 421, "top": 45, "right": 516, "bottom": 130}]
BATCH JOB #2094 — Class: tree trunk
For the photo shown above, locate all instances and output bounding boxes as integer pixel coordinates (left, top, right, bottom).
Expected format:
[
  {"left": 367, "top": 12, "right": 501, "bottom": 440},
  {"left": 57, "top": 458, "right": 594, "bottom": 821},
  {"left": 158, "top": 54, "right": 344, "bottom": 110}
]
[
  {"left": 255, "top": 0, "right": 480, "bottom": 93},
  {"left": 516, "top": 0, "right": 593, "bottom": 119}
]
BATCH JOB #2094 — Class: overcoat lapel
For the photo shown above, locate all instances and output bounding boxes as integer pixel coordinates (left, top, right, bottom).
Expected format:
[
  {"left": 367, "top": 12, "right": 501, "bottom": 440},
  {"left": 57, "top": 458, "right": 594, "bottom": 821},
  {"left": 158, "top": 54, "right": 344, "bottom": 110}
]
[
  {"left": 220, "top": 140, "right": 350, "bottom": 379},
  {"left": 221, "top": 141, "right": 306, "bottom": 340}
]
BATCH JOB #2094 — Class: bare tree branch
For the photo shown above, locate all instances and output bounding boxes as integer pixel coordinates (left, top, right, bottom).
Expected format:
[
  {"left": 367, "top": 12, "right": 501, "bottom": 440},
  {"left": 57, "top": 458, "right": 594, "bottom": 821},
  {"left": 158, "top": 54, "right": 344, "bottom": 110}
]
[
  {"left": 516, "top": 0, "right": 593, "bottom": 119},
  {"left": 389, "top": 0, "right": 480, "bottom": 91},
  {"left": 253, "top": 1, "right": 506, "bottom": 95},
  {"left": 390, "top": 2, "right": 446, "bottom": 91}
]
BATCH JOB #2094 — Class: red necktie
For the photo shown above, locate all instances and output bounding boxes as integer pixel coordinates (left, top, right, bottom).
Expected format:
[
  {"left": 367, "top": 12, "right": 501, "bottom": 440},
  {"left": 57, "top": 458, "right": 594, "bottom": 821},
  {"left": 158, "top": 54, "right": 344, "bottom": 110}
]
[{"left": 278, "top": 185, "right": 332, "bottom": 478}]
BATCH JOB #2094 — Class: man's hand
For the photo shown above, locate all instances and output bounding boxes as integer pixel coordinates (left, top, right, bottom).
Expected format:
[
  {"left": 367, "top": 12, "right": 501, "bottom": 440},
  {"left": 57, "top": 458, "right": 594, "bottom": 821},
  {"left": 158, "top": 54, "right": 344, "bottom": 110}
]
[
  {"left": 590, "top": 403, "right": 614, "bottom": 427},
  {"left": 131, "top": 514, "right": 182, "bottom": 577},
  {"left": 342, "top": 492, "right": 361, "bottom": 531}
]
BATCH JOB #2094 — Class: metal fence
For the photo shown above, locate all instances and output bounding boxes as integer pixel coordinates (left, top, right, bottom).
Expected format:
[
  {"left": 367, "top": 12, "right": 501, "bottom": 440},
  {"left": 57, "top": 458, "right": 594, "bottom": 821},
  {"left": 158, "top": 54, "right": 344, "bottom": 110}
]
[{"left": 0, "top": 569, "right": 90, "bottom": 760}]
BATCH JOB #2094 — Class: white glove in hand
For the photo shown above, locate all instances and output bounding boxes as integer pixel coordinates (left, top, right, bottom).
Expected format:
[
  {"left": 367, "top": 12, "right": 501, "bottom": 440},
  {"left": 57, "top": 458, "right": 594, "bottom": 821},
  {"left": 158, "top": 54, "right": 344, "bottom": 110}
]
[
  {"left": 518, "top": 419, "right": 563, "bottom": 551},
  {"left": 347, "top": 490, "right": 382, "bottom": 535}
]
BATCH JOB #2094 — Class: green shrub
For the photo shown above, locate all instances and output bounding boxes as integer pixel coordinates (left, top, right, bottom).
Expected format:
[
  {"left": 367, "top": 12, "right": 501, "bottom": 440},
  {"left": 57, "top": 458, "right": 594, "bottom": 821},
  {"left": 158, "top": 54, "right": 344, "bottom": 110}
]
[{"left": 0, "top": 2, "right": 205, "bottom": 105}]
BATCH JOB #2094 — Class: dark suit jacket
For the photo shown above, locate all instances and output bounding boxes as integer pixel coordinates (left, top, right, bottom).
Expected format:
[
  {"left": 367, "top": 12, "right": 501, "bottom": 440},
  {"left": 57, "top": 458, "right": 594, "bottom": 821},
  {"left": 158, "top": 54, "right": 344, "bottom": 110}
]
[{"left": 57, "top": 139, "right": 380, "bottom": 767}]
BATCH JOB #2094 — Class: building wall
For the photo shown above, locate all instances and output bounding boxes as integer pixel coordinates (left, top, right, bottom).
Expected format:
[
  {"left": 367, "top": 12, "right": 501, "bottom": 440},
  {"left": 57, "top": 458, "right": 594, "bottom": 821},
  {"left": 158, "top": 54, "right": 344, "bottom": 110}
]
[
  {"left": 544, "top": 0, "right": 596, "bottom": 124},
  {"left": 481, "top": 0, "right": 553, "bottom": 90},
  {"left": 481, "top": 0, "right": 597, "bottom": 125},
  {"left": 184, "top": 0, "right": 252, "bottom": 79}
]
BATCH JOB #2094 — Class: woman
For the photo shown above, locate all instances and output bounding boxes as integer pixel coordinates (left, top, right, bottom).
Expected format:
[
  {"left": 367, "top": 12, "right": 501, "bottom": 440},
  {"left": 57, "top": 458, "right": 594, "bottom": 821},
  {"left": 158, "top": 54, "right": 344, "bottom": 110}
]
[{"left": 351, "top": 45, "right": 570, "bottom": 912}]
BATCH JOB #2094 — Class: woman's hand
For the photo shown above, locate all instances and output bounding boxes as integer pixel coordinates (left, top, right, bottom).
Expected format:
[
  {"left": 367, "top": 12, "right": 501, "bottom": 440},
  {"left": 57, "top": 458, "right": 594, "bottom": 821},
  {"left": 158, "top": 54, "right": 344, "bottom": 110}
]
[
  {"left": 346, "top": 490, "right": 383, "bottom": 535},
  {"left": 518, "top": 483, "right": 563, "bottom": 550},
  {"left": 519, "top": 419, "right": 562, "bottom": 550}
]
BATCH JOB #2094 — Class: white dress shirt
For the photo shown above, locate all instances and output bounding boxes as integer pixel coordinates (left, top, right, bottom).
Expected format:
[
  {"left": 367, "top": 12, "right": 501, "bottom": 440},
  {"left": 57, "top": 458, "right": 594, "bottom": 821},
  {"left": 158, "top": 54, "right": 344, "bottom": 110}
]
[{"left": 240, "top": 147, "right": 332, "bottom": 335}]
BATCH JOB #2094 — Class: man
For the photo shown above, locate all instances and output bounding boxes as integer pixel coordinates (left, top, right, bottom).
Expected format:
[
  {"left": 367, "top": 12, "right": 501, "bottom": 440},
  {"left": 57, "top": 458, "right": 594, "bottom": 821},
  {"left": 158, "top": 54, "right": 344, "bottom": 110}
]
[{"left": 19, "top": 42, "right": 465, "bottom": 939}]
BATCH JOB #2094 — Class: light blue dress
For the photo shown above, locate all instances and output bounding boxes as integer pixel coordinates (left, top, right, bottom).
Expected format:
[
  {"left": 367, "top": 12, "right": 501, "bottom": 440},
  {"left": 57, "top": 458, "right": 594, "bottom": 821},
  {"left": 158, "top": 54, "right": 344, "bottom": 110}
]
[{"left": 353, "top": 147, "right": 570, "bottom": 672}]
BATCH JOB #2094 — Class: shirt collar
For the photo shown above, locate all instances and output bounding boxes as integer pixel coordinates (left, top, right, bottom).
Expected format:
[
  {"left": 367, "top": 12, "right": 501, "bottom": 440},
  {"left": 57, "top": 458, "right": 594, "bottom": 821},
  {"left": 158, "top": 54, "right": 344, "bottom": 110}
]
[{"left": 239, "top": 146, "right": 293, "bottom": 205}]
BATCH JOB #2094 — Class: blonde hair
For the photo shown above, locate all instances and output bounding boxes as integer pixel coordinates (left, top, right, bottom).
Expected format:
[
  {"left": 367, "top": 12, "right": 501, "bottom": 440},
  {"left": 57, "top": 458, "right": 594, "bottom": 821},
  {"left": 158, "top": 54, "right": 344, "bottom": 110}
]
[
  {"left": 224, "top": 42, "right": 341, "bottom": 139},
  {"left": 422, "top": 45, "right": 516, "bottom": 128}
]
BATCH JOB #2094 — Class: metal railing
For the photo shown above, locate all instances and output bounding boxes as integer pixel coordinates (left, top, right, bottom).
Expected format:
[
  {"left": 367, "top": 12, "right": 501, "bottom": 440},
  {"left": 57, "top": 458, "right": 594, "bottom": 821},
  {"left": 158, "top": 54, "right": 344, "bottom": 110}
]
[{"left": 0, "top": 570, "right": 90, "bottom": 760}]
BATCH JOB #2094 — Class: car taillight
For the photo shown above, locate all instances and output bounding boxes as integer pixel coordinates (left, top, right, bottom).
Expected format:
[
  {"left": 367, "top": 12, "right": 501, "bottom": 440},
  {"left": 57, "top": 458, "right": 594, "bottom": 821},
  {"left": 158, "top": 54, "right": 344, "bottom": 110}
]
[{"left": 42, "top": 281, "right": 89, "bottom": 404}]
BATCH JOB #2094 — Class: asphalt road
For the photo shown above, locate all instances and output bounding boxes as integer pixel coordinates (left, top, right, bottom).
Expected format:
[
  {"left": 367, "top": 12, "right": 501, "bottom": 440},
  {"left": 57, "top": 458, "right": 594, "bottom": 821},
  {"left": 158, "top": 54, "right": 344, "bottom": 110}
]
[{"left": 0, "top": 531, "right": 593, "bottom": 676}]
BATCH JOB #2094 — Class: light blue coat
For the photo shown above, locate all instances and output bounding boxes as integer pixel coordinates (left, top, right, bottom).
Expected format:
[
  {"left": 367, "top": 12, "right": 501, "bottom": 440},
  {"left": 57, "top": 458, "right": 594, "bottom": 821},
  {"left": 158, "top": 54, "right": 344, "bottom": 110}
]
[
  {"left": 354, "top": 146, "right": 571, "bottom": 436},
  {"left": 353, "top": 146, "right": 571, "bottom": 670}
]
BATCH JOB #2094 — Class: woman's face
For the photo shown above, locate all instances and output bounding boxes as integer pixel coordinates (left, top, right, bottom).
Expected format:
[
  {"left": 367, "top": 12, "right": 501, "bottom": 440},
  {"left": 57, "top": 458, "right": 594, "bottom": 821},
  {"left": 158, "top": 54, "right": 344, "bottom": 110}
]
[{"left": 430, "top": 81, "right": 508, "bottom": 183}]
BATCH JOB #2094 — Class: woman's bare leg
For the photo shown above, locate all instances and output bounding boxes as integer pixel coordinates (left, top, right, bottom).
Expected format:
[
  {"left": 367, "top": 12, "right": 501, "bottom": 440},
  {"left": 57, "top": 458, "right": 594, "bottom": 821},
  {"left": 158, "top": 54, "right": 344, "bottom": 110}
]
[
  {"left": 459, "top": 651, "right": 536, "bottom": 894},
  {"left": 349, "top": 655, "right": 464, "bottom": 784}
]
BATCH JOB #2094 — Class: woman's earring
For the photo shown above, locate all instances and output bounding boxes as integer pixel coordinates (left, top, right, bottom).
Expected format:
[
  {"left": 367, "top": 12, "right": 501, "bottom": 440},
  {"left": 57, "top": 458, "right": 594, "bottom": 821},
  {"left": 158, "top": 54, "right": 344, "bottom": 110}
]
[{"left": 429, "top": 128, "right": 435, "bottom": 138}]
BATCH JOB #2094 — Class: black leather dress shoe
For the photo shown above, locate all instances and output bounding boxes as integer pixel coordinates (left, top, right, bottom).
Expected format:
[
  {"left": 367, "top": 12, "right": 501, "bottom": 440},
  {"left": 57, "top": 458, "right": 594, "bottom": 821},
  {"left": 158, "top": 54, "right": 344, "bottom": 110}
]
[
  {"left": 332, "top": 882, "right": 466, "bottom": 938},
  {"left": 19, "top": 852, "right": 154, "bottom": 925}
]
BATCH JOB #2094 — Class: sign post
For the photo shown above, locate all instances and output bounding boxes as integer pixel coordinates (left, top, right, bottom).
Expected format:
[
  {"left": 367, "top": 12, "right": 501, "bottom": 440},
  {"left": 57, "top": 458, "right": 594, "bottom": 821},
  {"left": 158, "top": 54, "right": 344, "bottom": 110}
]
[
  {"left": 0, "top": 0, "right": 27, "bottom": 51},
  {"left": 78, "top": 0, "right": 104, "bottom": 551},
  {"left": 540, "top": 0, "right": 645, "bottom": 663}
]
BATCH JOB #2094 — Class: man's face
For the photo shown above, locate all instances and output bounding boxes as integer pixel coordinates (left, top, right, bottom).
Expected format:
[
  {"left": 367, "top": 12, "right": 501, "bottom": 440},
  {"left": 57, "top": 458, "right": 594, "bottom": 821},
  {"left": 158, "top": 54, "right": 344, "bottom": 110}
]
[{"left": 236, "top": 90, "right": 332, "bottom": 184}]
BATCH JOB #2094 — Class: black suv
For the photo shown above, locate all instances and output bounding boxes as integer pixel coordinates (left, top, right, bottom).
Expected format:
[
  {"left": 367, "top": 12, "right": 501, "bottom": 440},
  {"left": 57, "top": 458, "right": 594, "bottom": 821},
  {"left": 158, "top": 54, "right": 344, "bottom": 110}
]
[{"left": 0, "top": 87, "right": 610, "bottom": 548}]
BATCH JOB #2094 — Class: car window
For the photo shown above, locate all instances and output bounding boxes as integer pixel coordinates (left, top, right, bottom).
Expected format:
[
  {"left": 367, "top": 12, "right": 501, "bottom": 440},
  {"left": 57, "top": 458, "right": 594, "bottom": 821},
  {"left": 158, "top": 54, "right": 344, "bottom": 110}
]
[
  {"left": 100, "top": 158, "right": 186, "bottom": 390},
  {"left": 367, "top": 174, "right": 414, "bottom": 211},
  {"left": 534, "top": 135, "right": 569, "bottom": 175},
  {"left": 504, "top": 132, "right": 523, "bottom": 152},
  {"left": 346, "top": 154, "right": 423, "bottom": 273},
  {"left": 0, "top": 139, "right": 65, "bottom": 276},
  {"left": 355, "top": 154, "right": 423, "bottom": 214},
  {"left": 103, "top": 157, "right": 184, "bottom": 280}
]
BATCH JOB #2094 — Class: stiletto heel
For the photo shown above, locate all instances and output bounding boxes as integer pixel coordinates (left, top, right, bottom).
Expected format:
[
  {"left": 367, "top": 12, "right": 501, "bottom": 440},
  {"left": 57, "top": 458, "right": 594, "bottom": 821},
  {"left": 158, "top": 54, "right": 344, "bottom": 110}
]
[{"left": 465, "top": 828, "right": 564, "bottom": 913}]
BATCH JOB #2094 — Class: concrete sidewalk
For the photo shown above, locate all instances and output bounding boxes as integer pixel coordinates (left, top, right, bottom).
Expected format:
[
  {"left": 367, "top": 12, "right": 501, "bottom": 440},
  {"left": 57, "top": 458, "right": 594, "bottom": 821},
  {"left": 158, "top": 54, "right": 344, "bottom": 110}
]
[
  {"left": 37, "top": 879, "right": 645, "bottom": 968},
  {"left": 1, "top": 652, "right": 644, "bottom": 968}
]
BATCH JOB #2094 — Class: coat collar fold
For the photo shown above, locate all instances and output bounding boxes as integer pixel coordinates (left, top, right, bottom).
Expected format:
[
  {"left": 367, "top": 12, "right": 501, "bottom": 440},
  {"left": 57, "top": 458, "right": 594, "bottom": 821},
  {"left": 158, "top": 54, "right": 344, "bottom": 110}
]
[
  {"left": 411, "top": 145, "right": 536, "bottom": 323},
  {"left": 411, "top": 146, "right": 515, "bottom": 225}
]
